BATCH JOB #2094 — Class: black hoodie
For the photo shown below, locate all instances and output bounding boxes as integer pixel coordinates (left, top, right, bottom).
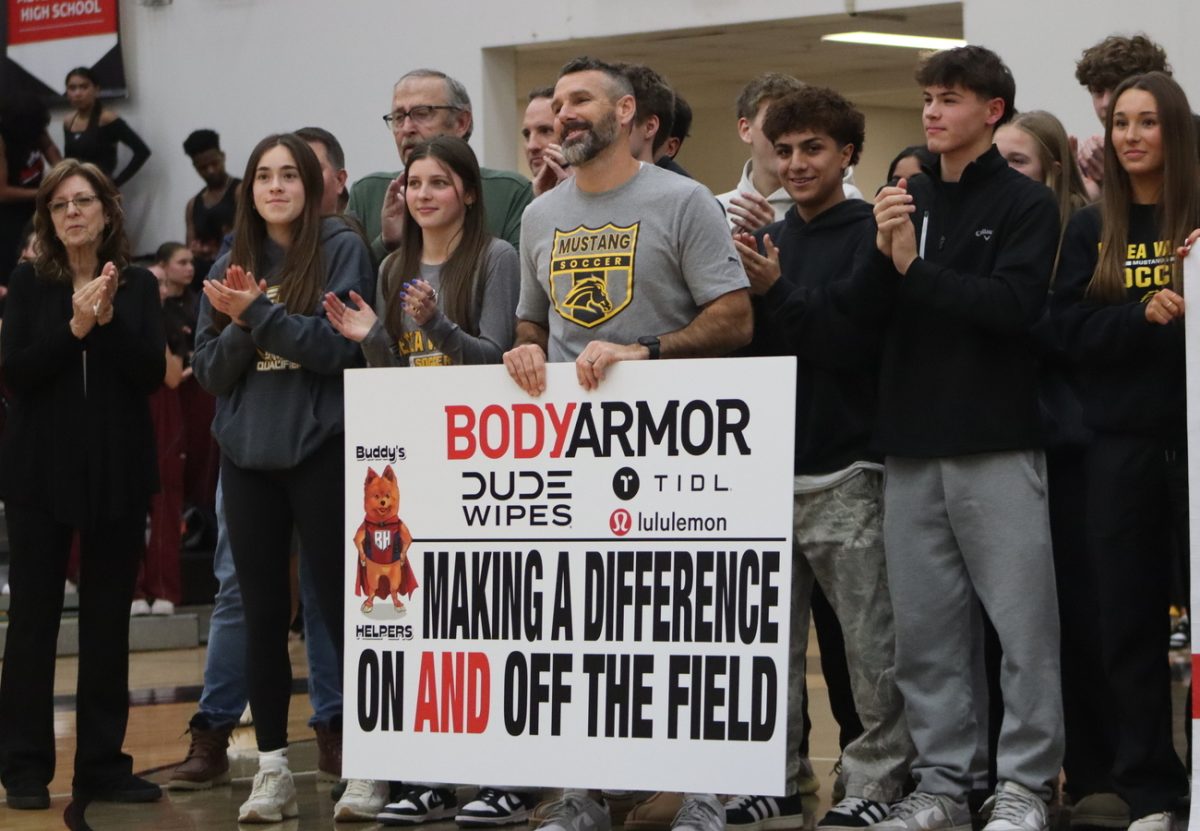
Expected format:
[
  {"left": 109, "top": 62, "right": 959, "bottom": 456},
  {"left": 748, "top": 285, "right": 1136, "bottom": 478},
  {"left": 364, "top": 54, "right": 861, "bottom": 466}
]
[
  {"left": 847, "top": 146, "right": 1060, "bottom": 458},
  {"left": 749, "top": 198, "right": 880, "bottom": 475}
]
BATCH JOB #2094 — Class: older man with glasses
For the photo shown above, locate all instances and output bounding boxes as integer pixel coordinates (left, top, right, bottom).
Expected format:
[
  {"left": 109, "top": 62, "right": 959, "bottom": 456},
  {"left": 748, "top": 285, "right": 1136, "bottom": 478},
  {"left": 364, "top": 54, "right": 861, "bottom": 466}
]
[{"left": 347, "top": 68, "right": 533, "bottom": 264}]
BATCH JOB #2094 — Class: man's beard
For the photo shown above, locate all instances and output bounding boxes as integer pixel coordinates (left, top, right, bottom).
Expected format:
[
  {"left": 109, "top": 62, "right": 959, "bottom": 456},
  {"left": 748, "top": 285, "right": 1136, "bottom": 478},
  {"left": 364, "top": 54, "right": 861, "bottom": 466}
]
[{"left": 561, "top": 108, "right": 619, "bottom": 167}]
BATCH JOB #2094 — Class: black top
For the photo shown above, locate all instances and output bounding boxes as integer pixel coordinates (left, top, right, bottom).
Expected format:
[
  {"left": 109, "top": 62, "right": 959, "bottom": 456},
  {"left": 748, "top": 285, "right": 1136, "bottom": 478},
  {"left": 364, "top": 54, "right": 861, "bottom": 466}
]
[
  {"left": 655, "top": 156, "right": 692, "bottom": 178},
  {"left": 63, "top": 117, "right": 151, "bottom": 187},
  {"left": 191, "top": 180, "right": 240, "bottom": 251},
  {"left": 845, "top": 146, "right": 1060, "bottom": 457},
  {"left": 0, "top": 263, "right": 165, "bottom": 524},
  {"left": 749, "top": 199, "right": 881, "bottom": 474},
  {"left": 1052, "top": 202, "right": 1185, "bottom": 443}
]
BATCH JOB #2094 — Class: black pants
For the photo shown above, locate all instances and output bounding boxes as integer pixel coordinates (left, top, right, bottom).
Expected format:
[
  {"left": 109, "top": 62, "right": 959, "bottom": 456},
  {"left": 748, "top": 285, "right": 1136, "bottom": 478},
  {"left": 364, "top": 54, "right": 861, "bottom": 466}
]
[
  {"left": 799, "top": 583, "right": 864, "bottom": 757},
  {"left": 0, "top": 504, "right": 143, "bottom": 790},
  {"left": 221, "top": 438, "right": 345, "bottom": 752},
  {"left": 1086, "top": 435, "right": 1188, "bottom": 817}
]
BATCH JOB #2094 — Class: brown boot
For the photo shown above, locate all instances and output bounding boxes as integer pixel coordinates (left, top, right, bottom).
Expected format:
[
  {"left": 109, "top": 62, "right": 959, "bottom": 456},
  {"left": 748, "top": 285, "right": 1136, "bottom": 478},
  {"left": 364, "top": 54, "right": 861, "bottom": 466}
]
[
  {"left": 167, "top": 714, "right": 234, "bottom": 790},
  {"left": 313, "top": 718, "right": 342, "bottom": 783}
]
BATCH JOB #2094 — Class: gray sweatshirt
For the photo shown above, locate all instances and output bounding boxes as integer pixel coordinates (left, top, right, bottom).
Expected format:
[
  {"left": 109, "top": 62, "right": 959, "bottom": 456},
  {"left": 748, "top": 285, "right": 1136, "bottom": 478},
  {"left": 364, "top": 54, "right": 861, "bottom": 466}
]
[
  {"left": 193, "top": 217, "right": 375, "bottom": 469},
  {"left": 361, "top": 237, "right": 518, "bottom": 367}
]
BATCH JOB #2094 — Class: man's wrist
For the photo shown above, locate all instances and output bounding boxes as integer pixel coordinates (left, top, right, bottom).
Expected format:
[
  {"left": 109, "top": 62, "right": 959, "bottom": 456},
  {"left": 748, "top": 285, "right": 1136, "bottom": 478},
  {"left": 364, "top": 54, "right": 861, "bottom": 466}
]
[{"left": 637, "top": 335, "right": 661, "bottom": 359}]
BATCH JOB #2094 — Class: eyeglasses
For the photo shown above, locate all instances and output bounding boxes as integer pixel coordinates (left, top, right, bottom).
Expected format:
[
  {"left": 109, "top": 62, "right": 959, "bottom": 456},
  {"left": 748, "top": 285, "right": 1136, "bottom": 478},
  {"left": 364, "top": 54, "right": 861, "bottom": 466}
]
[
  {"left": 382, "top": 105, "right": 460, "bottom": 131},
  {"left": 48, "top": 194, "right": 99, "bottom": 215}
]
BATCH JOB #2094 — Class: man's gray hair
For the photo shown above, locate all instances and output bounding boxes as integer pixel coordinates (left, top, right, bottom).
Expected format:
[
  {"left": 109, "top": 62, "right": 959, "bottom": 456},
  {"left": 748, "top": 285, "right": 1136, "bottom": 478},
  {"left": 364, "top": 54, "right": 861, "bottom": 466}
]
[{"left": 395, "top": 68, "right": 473, "bottom": 139}]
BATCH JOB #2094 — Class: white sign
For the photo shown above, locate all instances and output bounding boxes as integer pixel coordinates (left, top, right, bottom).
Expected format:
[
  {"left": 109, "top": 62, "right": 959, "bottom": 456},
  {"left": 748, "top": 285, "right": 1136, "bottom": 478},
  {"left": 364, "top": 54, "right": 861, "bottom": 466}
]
[{"left": 341, "top": 357, "right": 796, "bottom": 793}]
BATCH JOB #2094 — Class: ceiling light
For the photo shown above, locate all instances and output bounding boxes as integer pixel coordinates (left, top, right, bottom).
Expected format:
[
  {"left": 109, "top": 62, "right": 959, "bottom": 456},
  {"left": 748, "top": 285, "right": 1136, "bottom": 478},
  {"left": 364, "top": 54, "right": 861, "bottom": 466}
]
[{"left": 821, "top": 31, "right": 966, "bottom": 50}]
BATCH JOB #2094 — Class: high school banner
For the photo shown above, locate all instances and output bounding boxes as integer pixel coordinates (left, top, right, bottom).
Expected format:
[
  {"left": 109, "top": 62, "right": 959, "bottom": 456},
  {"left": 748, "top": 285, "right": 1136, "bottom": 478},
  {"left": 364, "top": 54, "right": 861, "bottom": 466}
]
[
  {"left": 342, "top": 357, "right": 796, "bottom": 793},
  {"left": 2, "top": 0, "right": 126, "bottom": 99}
]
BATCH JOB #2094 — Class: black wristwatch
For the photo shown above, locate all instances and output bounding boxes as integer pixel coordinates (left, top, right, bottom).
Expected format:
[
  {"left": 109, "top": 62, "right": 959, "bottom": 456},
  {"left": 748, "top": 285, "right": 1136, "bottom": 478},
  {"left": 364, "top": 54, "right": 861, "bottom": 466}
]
[{"left": 637, "top": 335, "right": 661, "bottom": 360}]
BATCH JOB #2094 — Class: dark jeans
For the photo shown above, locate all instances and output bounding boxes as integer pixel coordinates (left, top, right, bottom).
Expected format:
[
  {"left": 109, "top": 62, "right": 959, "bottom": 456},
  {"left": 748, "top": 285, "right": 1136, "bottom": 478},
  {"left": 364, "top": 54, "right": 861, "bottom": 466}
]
[
  {"left": 1086, "top": 435, "right": 1188, "bottom": 817},
  {"left": 0, "top": 504, "right": 144, "bottom": 790},
  {"left": 220, "top": 437, "right": 345, "bottom": 752}
]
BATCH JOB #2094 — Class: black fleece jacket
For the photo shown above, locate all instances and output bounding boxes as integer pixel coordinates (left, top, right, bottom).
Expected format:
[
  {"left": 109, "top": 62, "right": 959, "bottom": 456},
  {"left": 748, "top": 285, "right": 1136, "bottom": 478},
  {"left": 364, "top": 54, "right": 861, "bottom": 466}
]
[
  {"left": 846, "top": 146, "right": 1060, "bottom": 457},
  {"left": 749, "top": 199, "right": 880, "bottom": 474},
  {"left": 1051, "top": 202, "right": 1185, "bottom": 444}
]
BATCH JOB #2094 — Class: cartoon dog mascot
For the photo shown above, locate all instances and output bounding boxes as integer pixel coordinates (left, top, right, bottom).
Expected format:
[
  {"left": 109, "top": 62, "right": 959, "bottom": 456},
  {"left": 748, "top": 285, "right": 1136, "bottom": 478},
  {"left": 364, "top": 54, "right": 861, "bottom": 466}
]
[{"left": 354, "top": 465, "right": 419, "bottom": 614}]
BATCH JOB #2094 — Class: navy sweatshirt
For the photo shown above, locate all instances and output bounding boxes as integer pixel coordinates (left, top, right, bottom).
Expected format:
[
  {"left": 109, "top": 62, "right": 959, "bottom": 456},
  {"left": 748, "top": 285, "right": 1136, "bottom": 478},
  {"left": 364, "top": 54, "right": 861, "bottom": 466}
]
[
  {"left": 193, "top": 217, "right": 375, "bottom": 470},
  {"left": 846, "top": 147, "right": 1060, "bottom": 458},
  {"left": 749, "top": 198, "right": 880, "bottom": 474}
]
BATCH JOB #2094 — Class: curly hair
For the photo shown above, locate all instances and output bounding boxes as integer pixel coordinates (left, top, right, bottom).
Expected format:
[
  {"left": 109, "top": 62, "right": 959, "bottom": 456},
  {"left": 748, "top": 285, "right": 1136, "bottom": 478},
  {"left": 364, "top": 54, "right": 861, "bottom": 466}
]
[
  {"left": 1075, "top": 35, "right": 1170, "bottom": 94},
  {"left": 762, "top": 86, "right": 865, "bottom": 167}
]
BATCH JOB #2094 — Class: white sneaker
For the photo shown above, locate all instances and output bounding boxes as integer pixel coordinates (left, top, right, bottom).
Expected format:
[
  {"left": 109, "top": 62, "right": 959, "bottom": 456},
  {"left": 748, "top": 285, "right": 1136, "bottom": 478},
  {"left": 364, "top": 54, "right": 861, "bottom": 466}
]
[
  {"left": 335, "top": 778, "right": 389, "bottom": 822},
  {"left": 456, "top": 787, "right": 534, "bottom": 826},
  {"left": 1128, "top": 813, "right": 1174, "bottom": 831},
  {"left": 150, "top": 598, "right": 175, "bottom": 615},
  {"left": 539, "top": 792, "right": 613, "bottom": 831},
  {"left": 984, "top": 782, "right": 1048, "bottom": 831},
  {"left": 875, "top": 792, "right": 970, "bottom": 831},
  {"left": 674, "top": 794, "right": 726, "bottom": 831},
  {"left": 238, "top": 767, "right": 298, "bottom": 823},
  {"left": 130, "top": 598, "right": 151, "bottom": 616},
  {"left": 1, "top": 582, "right": 9, "bottom": 595},
  {"left": 378, "top": 786, "right": 459, "bottom": 825}
]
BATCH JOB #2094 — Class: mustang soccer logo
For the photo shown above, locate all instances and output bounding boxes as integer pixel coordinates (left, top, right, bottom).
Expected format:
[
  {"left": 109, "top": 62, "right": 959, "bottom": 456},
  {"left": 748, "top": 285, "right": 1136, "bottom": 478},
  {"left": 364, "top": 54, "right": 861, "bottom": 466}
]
[{"left": 549, "top": 222, "right": 639, "bottom": 327}]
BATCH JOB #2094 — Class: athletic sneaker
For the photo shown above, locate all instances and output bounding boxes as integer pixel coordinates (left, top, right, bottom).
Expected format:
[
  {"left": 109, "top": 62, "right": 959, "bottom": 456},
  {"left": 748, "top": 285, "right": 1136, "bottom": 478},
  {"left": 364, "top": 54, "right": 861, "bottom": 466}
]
[
  {"left": 238, "top": 767, "right": 298, "bottom": 823},
  {"left": 874, "top": 792, "right": 971, "bottom": 831},
  {"left": 130, "top": 598, "right": 151, "bottom": 616},
  {"left": 726, "top": 793, "right": 812, "bottom": 830},
  {"left": 378, "top": 786, "right": 459, "bottom": 825},
  {"left": 983, "top": 782, "right": 1047, "bottom": 831},
  {"left": 1127, "top": 813, "right": 1173, "bottom": 831},
  {"left": 673, "top": 794, "right": 725, "bottom": 831},
  {"left": 334, "top": 778, "right": 389, "bottom": 822},
  {"left": 819, "top": 798, "right": 889, "bottom": 830},
  {"left": 457, "top": 788, "right": 535, "bottom": 826},
  {"left": 538, "top": 792, "right": 613, "bottom": 831}
]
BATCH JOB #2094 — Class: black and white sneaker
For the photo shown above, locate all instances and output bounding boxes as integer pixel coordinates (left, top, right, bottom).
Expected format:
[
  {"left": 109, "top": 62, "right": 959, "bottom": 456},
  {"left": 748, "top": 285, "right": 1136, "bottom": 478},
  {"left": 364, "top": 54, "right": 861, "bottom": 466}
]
[
  {"left": 456, "top": 787, "right": 534, "bottom": 826},
  {"left": 726, "top": 793, "right": 813, "bottom": 831},
  {"left": 819, "top": 798, "right": 890, "bottom": 830},
  {"left": 378, "top": 786, "right": 459, "bottom": 825}
]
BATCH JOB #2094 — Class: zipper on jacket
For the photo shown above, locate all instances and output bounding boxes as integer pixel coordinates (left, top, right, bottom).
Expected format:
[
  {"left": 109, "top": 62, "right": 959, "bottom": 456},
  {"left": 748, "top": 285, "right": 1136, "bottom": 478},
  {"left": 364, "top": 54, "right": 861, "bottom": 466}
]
[{"left": 918, "top": 211, "right": 930, "bottom": 259}]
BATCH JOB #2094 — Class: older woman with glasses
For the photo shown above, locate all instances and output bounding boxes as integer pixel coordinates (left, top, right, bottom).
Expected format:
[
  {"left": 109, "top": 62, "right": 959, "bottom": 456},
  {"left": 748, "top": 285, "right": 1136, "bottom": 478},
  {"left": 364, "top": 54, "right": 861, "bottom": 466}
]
[{"left": 0, "top": 159, "right": 165, "bottom": 810}]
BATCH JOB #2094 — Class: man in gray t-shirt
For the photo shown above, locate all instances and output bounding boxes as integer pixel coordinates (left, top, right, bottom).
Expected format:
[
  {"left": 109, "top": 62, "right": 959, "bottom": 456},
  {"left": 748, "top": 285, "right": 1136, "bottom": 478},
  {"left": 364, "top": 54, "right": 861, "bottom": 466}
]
[
  {"left": 504, "top": 56, "right": 750, "bottom": 396},
  {"left": 502, "top": 54, "right": 751, "bottom": 831}
]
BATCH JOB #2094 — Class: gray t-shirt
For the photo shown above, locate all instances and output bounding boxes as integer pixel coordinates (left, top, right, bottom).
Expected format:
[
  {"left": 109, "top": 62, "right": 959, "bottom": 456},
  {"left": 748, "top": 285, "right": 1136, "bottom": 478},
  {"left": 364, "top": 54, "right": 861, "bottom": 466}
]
[
  {"left": 361, "top": 237, "right": 519, "bottom": 367},
  {"left": 517, "top": 163, "right": 748, "bottom": 362}
]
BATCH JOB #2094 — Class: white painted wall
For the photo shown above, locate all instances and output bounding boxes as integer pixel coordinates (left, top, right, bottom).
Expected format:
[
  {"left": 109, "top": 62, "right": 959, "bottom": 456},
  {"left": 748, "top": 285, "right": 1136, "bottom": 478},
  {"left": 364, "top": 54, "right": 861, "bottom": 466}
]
[
  {"left": 103, "top": 0, "right": 1200, "bottom": 253},
  {"left": 964, "top": 0, "right": 1200, "bottom": 143}
]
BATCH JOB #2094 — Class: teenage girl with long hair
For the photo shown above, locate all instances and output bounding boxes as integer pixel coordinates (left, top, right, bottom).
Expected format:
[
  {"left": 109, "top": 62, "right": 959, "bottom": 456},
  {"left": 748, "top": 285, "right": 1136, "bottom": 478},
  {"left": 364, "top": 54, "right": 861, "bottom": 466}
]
[
  {"left": 1052, "top": 72, "right": 1200, "bottom": 831},
  {"left": 324, "top": 135, "right": 525, "bottom": 826},
  {"left": 324, "top": 134, "right": 518, "bottom": 370},
  {"left": 192, "top": 132, "right": 373, "bottom": 824}
]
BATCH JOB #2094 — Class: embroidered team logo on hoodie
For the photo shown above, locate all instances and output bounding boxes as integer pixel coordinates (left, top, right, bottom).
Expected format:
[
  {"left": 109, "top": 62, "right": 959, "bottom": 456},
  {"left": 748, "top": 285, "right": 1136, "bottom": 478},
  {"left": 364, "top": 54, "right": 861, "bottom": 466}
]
[{"left": 549, "top": 222, "right": 639, "bottom": 327}]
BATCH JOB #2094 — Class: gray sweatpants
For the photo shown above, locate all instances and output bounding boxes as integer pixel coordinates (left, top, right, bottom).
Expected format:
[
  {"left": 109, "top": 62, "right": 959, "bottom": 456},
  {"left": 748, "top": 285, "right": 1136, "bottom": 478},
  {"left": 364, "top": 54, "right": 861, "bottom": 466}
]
[
  {"left": 785, "top": 469, "right": 915, "bottom": 801},
  {"left": 883, "top": 452, "right": 1064, "bottom": 801}
]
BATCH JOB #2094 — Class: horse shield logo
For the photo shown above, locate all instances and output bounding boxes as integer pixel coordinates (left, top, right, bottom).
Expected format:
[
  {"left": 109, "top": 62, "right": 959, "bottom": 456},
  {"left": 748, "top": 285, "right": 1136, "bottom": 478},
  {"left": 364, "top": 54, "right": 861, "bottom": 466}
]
[{"left": 549, "top": 222, "right": 639, "bottom": 327}]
